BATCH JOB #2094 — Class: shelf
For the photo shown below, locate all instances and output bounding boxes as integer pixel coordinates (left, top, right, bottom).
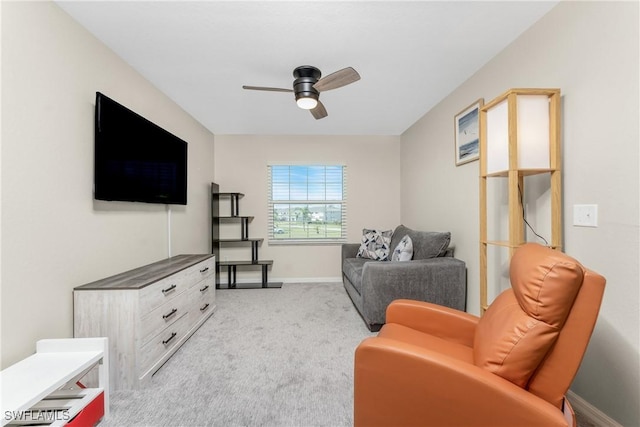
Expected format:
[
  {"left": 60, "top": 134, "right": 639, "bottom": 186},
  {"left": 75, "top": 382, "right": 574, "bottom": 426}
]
[
  {"left": 218, "top": 260, "right": 273, "bottom": 266},
  {"left": 479, "top": 88, "right": 562, "bottom": 315},
  {"left": 214, "top": 238, "right": 262, "bottom": 262},
  {"left": 212, "top": 183, "right": 278, "bottom": 291},
  {"left": 215, "top": 216, "right": 254, "bottom": 239},
  {"left": 217, "top": 282, "right": 283, "bottom": 290},
  {"left": 482, "top": 240, "right": 521, "bottom": 249},
  {"left": 482, "top": 168, "right": 557, "bottom": 178},
  {"left": 482, "top": 240, "right": 562, "bottom": 250},
  {"left": 216, "top": 261, "right": 280, "bottom": 289},
  {"left": 214, "top": 238, "right": 263, "bottom": 243},
  {"left": 216, "top": 216, "right": 254, "bottom": 221},
  {"left": 214, "top": 192, "right": 244, "bottom": 216}
]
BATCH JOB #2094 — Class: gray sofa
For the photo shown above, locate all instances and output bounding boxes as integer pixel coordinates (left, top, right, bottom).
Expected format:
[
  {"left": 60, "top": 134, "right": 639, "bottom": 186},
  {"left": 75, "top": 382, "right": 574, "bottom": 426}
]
[{"left": 342, "top": 225, "right": 466, "bottom": 331}]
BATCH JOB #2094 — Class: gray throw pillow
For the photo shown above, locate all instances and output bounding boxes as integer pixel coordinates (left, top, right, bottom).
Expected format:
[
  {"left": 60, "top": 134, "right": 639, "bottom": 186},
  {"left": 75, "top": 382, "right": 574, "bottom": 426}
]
[{"left": 356, "top": 228, "right": 393, "bottom": 261}]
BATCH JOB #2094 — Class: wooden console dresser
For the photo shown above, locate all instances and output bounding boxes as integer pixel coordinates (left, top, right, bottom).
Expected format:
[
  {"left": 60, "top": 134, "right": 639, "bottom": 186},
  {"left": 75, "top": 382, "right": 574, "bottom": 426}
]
[{"left": 73, "top": 254, "right": 215, "bottom": 390}]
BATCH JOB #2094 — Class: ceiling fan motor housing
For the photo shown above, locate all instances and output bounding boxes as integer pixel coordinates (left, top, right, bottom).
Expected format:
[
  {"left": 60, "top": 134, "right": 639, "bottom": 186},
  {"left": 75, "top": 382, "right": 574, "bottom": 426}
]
[{"left": 293, "top": 65, "right": 321, "bottom": 102}]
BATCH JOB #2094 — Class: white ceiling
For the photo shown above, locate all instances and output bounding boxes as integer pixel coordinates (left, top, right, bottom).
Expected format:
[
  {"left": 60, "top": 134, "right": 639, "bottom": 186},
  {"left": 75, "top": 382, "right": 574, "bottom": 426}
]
[{"left": 55, "top": 1, "right": 558, "bottom": 136}]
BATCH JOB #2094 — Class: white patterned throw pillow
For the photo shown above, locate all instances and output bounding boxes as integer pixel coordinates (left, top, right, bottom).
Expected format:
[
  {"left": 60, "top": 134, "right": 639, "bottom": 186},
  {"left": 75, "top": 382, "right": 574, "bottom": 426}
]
[
  {"left": 356, "top": 229, "right": 393, "bottom": 261},
  {"left": 391, "top": 235, "right": 413, "bottom": 262}
]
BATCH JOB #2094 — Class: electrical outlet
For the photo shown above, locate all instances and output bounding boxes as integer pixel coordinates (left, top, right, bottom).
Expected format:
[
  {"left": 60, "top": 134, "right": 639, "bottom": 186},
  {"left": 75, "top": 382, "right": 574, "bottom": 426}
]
[{"left": 573, "top": 204, "right": 598, "bottom": 227}]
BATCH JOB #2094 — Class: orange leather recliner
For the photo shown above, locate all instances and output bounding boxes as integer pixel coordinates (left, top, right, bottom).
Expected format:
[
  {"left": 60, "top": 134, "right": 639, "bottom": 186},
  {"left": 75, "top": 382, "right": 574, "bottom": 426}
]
[{"left": 354, "top": 243, "right": 605, "bottom": 427}]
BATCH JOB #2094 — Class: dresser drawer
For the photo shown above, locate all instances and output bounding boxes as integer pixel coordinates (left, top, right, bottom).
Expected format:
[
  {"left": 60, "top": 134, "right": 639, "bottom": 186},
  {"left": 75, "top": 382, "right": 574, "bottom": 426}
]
[
  {"left": 139, "top": 258, "right": 214, "bottom": 315},
  {"left": 139, "top": 312, "right": 192, "bottom": 374},
  {"left": 140, "top": 290, "right": 192, "bottom": 345},
  {"left": 194, "top": 257, "right": 216, "bottom": 282},
  {"left": 139, "top": 275, "right": 188, "bottom": 317},
  {"left": 193, "top": 278, "right": 215, "bottom": 303},
  {"left": 183, "top": 257, "right": 215, "bottom": 285},
  {"left": 189, "top": 280, "right": 216, "bottom": 324}
]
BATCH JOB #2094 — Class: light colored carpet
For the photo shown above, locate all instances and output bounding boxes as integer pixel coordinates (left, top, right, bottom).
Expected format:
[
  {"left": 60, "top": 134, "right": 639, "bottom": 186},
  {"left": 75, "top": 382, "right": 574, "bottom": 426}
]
[
  {"left": 99, "top": 281, "right": 595, "bottom": 427},
  {"left": 100, "top": 282, "right": 374, "bottom": 426}
]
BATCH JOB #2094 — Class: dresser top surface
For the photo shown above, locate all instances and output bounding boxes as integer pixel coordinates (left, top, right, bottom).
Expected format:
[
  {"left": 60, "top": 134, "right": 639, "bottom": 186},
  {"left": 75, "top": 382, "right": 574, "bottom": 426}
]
[{"left": 74, "top": 254, "right": 214, "bottom": 291}]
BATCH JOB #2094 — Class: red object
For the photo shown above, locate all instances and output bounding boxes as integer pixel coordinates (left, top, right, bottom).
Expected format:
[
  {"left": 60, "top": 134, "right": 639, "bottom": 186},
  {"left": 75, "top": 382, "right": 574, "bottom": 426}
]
[{"left": 66, "top": 391, "right": 104, "bottom": 427}]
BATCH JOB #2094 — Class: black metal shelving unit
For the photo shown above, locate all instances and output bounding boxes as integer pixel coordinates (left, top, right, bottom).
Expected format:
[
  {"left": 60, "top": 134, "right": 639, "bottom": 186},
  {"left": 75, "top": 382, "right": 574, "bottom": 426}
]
[{"left": 211, "top": 183, "right": 283, "bottom": 289}]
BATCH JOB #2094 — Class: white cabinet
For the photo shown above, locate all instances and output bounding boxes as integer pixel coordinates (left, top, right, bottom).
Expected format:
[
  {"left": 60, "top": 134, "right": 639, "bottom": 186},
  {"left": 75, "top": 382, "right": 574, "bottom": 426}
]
[
  {"left": 0, "top": 337, "right": 109, "bottom": 426},
  {"left": 73, "top": 255, "right": 215, "bottom": 390}
]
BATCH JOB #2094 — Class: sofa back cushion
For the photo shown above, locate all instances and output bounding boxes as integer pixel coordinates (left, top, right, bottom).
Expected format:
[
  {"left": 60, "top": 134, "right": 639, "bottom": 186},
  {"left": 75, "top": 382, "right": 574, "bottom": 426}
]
[{"left": 390, "top": 225, "right": 450, "bottom": 260}]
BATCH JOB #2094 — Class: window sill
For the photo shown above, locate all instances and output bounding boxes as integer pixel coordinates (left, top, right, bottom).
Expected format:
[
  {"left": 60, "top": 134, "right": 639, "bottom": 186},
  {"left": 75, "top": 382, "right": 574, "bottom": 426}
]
[{"left": 268, "top": 239, "right": 346, "bottom": 246}]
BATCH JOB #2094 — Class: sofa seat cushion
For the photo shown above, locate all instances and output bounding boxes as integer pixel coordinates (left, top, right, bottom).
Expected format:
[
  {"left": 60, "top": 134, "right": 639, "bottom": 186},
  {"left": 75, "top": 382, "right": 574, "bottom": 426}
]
[
  {"left": 343, "top": 258, "right": 371, "bottom": 294},
  {"left": 390, "top": 225, "right": 451, "bottom": 260}
]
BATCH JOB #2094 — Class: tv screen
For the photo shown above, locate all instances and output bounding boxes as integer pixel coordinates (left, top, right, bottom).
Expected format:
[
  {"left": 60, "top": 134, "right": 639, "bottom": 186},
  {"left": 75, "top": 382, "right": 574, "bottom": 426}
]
[{"left": 94, "top": 92, "right": 188, "bottom": 205}]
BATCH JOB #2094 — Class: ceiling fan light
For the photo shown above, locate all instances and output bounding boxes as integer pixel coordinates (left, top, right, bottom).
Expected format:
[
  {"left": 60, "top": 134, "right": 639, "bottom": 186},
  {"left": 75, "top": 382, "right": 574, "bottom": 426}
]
[{"left": 296, "top": 97, "right": 318, "bottom": 110}]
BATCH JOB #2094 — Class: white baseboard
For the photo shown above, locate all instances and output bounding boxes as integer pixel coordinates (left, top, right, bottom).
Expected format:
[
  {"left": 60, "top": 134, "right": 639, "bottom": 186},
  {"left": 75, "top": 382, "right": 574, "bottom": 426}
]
[
  {"left": 567, "top": 390, "right": 622, "bottom": 427},
  {"left": 281, "top": 277, "right": 342, "bottom": 284}
]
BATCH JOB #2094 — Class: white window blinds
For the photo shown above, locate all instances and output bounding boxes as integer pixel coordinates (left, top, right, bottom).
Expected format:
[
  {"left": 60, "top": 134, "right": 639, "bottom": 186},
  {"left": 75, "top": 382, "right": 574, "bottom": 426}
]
[{"left": 268, "top": 165, "right": 346, "bottom": 244}]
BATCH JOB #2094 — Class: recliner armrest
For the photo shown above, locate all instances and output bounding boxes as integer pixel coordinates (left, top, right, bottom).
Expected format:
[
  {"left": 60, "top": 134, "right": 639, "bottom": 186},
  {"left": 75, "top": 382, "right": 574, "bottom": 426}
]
[{"left": 386, "top": 299, "right": 478, "bottom": 346}]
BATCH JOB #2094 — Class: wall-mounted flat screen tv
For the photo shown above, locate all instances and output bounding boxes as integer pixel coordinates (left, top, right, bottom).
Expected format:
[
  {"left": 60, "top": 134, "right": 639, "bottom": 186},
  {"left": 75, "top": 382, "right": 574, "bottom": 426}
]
[{"left": 94, "top": 92, "right": 188, "bottom": 205}]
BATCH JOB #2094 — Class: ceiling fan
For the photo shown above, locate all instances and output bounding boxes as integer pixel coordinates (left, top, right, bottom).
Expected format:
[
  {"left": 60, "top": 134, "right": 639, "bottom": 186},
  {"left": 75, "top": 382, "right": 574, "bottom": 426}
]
[{"left": 242, "top": 65, "right": 360, "bottom": 120}]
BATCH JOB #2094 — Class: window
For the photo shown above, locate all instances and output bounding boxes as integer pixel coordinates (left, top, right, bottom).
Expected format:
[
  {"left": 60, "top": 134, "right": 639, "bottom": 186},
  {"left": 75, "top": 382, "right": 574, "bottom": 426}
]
[{"left": 268, "top": 165, "right": 346, "bottom": 244}]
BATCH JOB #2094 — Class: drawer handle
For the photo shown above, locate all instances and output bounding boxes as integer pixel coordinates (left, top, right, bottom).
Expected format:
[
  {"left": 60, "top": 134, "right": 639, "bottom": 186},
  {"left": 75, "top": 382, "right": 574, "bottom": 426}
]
[
  {"left": 200, "top": 267, "right": 209, "bottom": 273},
  {"left": 162, "top": 308, "right": 178, "bottom": 320},
  {"left": 162, "top": 284, "right": 177, "bottom": 294},
  {"left": 162, "top": 332, "right": 177, "bottom": 345},
  {"left": 200, "top": 285, "right": 209, "bottom": 292},
  {"left": 200, "top": 303, "right": 210, "bottom": 312}
]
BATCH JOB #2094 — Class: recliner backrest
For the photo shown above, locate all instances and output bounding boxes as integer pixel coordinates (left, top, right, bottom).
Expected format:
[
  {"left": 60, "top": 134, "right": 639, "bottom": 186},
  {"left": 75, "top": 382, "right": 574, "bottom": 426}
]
[
  {"left": 527, "top": 268, "right": 605, "bottom": 407},
  {"left": 473, "top": 244, "right": 603, "bottom": 407}
]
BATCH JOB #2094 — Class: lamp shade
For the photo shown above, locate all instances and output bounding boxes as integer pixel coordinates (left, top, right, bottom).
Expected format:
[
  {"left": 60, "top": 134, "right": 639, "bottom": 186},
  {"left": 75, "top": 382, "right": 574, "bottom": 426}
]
[
  {"left": 486, "top": 99, "right": 509, "bottom": 174},
  {"left": 484, "top": 90, "right": 556, "bottom": 175}
]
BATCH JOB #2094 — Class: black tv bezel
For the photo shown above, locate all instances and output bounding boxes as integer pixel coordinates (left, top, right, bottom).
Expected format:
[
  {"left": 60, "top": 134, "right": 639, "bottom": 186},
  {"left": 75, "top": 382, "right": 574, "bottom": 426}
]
[{"left": 94, "top": 92, "right": 188, "bottom": 205}]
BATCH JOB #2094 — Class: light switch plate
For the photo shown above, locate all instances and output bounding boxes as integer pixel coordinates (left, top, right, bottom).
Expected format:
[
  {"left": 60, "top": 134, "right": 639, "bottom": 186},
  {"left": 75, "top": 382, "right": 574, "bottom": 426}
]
[{"left": 573, "top": 204, "right": 598, "bottom": 227}]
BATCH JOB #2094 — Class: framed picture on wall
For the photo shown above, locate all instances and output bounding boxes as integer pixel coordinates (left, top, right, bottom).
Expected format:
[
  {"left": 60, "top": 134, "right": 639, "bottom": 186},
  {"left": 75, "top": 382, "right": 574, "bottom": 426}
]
[{"left": 454, "top": 98, "right": 483, "bottom": 166}]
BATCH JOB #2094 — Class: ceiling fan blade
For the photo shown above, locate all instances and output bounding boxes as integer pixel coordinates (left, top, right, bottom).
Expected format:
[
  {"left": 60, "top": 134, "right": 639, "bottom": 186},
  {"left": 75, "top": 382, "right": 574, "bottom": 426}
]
[
  {"left": 310, "top": 100, "right": 328, "bottom": 120},
  {"left": 242, "top": 85, "right": 293, "bottom": 93},
  {"left": 313, "top": 67, "right": 360, "bottom": 92}
]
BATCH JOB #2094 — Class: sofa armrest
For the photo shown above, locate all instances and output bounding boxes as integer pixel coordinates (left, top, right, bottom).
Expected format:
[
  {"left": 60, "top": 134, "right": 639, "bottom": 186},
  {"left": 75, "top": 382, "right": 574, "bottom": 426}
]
[
  {"left": 360, "top": 257, "right": 466, "bottom": 326},
  {"left": 386, "top": 299, "right": 478, "bottom": 346},
  {"left": 341, "top": 243, "right": 360, "bottom": 263},
  {"left": 354, "top": 337, "right": 568, "bottom": 427}
]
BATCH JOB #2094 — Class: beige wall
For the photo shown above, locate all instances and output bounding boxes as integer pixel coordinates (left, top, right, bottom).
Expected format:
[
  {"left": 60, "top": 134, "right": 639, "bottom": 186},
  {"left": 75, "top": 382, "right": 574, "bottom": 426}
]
[
  {"left": 1, "top": 1, "right": 215, "bottom": 367},
  {"left": 401, "top": 2, "right": 639, "bottom": 425},
  {"left": 214, "top": 135, "right": 400, "bottom": 282}
]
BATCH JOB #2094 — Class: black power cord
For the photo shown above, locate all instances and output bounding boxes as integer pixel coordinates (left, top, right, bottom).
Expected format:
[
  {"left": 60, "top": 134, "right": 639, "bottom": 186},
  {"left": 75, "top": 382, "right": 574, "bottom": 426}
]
[{"left": 518, "top": 183, "right": 549, "bottom": 246}]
